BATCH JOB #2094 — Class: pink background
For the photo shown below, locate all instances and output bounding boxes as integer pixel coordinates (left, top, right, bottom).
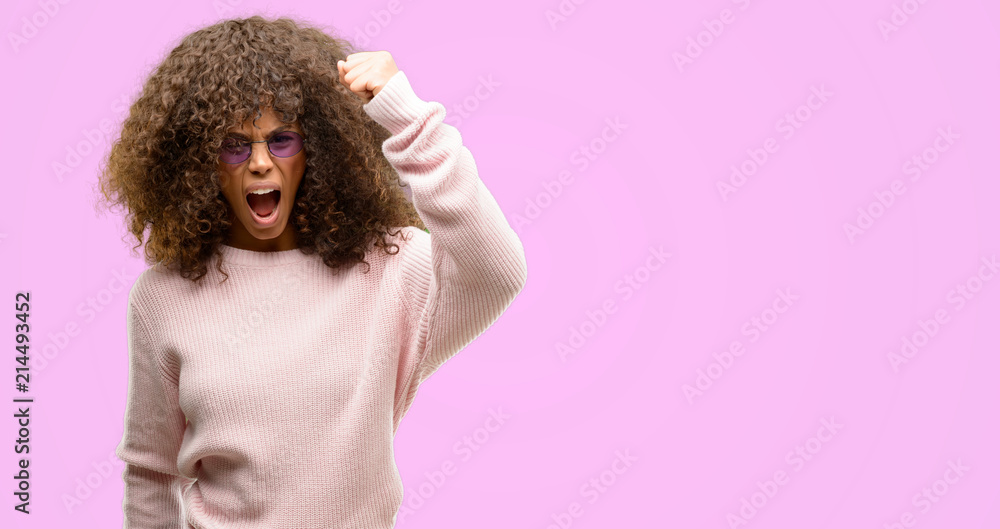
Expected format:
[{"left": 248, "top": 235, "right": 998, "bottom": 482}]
[{"left": 4, "top": 0, "right": 999, "bottom": 527}]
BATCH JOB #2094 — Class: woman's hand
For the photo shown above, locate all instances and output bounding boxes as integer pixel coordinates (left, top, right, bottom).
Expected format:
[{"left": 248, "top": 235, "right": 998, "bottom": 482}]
[{"left": 337, "top": 51, "right": 399, "bottom": 103}]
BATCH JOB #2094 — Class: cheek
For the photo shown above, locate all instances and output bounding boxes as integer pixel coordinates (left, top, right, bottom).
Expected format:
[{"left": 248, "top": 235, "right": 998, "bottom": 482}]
[
  {"left": 217, "top": 172, "right": 241, "bottom": 209},
  {"left": 284, "top": 159, "right": 307, "bottom": 189},
  {"left": 296, "top": 156, "right": 308, "bottom": 181}
]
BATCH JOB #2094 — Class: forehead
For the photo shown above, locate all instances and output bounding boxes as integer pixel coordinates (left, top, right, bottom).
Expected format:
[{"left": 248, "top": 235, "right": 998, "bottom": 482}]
[{"left": 227, "top": 107, "right": 301, "bottom": 134}]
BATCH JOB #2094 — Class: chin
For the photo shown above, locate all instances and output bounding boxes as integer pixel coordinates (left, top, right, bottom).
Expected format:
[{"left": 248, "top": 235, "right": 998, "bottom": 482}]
[{"left": 249, "top": 222, "right": 288, "bottom": 238}]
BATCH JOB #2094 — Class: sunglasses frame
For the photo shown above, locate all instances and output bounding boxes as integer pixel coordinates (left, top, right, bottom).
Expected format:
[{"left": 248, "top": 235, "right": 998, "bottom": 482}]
[{"left": 219, "top": 130, "right": 307, "bottom": 165}]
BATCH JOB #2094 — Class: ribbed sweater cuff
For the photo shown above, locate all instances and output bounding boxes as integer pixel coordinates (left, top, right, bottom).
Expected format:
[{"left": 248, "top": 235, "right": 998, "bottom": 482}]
[{"left": 362, "top": 70, "right": 431, "bottom": 136}]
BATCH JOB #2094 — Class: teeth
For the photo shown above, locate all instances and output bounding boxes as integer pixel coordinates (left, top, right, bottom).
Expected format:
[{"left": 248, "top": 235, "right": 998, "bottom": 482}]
[{"left": 248, "top": 188, "right": 277, "bottom": 195}]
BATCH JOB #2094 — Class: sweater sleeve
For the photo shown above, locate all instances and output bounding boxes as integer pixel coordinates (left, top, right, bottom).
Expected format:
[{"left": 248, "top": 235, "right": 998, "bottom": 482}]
[
  {"left": 115, "top": 293, "right": 191, "bottom": 528},
  {"left": 361, "top": 71, "right": 528, "bottom": 398}
]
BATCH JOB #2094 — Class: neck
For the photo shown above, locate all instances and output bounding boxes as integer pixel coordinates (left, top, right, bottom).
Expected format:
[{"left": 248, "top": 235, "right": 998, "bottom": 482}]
[{"left": 225, "top": 216, "right": 299, "bottom": 252}]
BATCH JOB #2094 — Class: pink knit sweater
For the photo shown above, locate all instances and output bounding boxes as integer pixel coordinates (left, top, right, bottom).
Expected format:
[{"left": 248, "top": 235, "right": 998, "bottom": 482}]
[{"left": 115, "top": 70, "right": 528, "bottom": 528}]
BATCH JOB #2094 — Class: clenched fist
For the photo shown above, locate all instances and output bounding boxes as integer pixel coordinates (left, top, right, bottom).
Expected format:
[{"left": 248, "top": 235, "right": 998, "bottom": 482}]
[{"left": 337, "top": 51, "right": 399, "bottom": 103}]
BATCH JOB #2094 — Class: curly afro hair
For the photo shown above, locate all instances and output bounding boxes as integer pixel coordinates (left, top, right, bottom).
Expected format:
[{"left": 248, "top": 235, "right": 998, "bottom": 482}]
[{"left": 95, "top": 15, "right": 426, "bottom": 283}]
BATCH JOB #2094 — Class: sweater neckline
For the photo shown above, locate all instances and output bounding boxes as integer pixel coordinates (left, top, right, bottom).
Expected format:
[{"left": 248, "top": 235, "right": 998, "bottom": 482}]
[{"left": 217, "top": 243, "right": 312, "bottom": 267}]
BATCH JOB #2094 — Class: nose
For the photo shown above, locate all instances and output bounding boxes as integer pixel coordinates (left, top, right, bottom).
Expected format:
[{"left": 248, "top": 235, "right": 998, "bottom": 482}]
[{"left": 246, "top": 141, "right": 274, "bottom": 174}]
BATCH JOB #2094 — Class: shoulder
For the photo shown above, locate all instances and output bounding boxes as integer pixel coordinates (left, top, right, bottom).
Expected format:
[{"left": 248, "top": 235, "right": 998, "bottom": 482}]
[
  {"left": 378, "top": 226, "right": 433, "bottom": 313},
  {"left": 383, "top": 226, "right": 431, "bottom": 268},
  {"left": 127, "top": 263, "right": 195, "bottom": 318},
  {"left": 393, "top": 225, "right": 429, "bottom": 247},
  {"left": 364, "top": 226, "right": 428, "bottom": 262}
]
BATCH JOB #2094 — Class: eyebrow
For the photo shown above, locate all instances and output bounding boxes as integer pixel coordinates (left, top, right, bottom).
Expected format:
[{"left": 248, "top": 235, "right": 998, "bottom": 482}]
[{"left": 225, "top": 124, "right": 295, "bottom": 140}]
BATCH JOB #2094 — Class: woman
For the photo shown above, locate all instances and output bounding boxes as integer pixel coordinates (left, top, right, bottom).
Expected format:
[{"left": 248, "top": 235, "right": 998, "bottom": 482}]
[{"left": 97, "top": 15, "right": 527, "bottom": 528}]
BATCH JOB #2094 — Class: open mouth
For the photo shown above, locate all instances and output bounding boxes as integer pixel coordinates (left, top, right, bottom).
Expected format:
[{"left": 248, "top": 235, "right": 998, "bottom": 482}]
[{"left": 246, "top": 189, "right": 280, "bottom": 221}]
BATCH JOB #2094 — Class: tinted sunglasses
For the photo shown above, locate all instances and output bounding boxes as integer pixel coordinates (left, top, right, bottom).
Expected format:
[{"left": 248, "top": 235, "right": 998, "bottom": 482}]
[{"left": 219, "top": 131, "right": 306, "bottom": 164}]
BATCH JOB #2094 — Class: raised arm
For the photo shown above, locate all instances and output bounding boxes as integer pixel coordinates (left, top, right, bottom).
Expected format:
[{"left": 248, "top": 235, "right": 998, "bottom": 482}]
[{"left": 360, "top": 69, "right": 528, "bottom": 401}]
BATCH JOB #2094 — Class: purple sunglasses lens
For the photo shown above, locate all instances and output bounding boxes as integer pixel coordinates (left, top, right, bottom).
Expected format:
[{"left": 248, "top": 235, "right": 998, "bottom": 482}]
[
  {"left": 268, "top": 132, "right": 303, "bottom": 156},
  {"left": 219, "top": 141, "right": 248, "bottom": 164},
  {"left": 219, "top": 132, "right": 304, "bottom": 163}
]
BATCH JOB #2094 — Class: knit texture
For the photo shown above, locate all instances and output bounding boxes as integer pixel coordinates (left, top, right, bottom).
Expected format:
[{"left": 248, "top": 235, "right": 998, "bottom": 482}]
[{"left": 115, "top": 70, "right": 528, "bottom": 528}]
